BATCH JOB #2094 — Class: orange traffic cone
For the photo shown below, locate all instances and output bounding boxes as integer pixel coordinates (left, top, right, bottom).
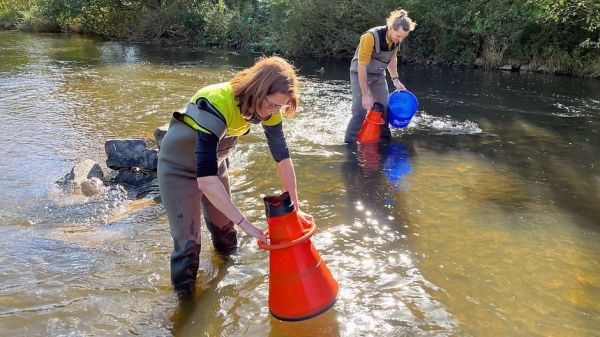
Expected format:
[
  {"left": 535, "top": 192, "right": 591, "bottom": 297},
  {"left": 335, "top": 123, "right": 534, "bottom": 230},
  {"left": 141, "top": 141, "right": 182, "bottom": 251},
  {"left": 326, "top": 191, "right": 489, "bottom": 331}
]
[
  {"left": 357, "top": 102, "right": 385, "bottom": 143},
  {"left": 257, "top": 192, "right": 339, "bottom": 321}
]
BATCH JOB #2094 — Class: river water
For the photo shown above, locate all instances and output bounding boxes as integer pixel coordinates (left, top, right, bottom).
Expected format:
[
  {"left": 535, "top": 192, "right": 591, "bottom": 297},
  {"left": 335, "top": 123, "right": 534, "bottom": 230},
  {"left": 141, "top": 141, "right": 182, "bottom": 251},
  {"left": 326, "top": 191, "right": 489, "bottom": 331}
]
[{"left": 0, "top": 31, "right": 599, "bottom": 337}]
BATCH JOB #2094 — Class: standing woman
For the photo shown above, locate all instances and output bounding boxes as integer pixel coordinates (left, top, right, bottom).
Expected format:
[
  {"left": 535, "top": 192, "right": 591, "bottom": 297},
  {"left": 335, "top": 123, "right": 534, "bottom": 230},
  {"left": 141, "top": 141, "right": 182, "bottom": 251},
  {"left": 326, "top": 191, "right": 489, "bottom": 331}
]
[
  {"left": 344, "top": 9, "right": 416, "bottom": 143},
  {"left": 158, "top": 56, "right": 313, "bottom": 291}
]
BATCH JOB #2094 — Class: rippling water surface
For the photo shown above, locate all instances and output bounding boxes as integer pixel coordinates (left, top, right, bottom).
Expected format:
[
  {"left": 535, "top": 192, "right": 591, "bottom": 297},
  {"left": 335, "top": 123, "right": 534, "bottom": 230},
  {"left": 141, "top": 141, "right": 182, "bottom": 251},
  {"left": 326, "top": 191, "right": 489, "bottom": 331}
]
[{"left": 0, "top": 31, "right": 599, "bottom": 337}]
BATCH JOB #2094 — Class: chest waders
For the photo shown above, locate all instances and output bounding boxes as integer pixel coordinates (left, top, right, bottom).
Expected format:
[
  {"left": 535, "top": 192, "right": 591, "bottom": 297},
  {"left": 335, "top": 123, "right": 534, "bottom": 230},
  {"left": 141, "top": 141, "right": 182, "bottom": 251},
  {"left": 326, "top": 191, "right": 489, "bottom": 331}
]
[
  {"left": 157, "top": 99, "right": 239, "bottom": 290},
  {"left": 345, "top": 26, "right": 398, "bottom": 143}
]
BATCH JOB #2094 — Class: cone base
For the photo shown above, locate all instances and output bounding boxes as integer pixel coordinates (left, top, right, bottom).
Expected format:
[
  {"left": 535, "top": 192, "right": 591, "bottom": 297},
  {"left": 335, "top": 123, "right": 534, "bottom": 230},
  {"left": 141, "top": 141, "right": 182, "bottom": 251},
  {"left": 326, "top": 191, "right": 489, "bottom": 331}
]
[{"left": 270, "top": 296, "right": 337, "bottom": 322}]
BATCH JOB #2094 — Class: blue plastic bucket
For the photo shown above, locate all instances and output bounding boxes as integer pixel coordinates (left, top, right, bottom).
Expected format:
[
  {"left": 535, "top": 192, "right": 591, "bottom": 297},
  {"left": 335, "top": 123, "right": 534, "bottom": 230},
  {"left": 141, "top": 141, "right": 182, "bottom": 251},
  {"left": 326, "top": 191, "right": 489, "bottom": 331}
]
[{"left": 388, "top": 91, "right": 418, "bottom": 128}]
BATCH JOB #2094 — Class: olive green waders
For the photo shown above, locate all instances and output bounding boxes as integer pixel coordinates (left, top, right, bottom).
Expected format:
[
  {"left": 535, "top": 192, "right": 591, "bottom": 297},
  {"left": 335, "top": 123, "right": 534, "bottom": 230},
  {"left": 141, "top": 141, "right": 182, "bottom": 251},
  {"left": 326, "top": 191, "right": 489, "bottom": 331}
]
[{"left": 158, "top": 117, "right": 238, "bottom": 289}]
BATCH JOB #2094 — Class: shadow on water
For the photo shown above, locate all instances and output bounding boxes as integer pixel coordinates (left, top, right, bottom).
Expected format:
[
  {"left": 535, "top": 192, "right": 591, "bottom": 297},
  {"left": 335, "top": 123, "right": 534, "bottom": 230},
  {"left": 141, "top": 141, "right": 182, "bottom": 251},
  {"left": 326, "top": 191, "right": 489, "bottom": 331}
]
[
  {"left": 402, "top": 127, "right": 599, "bottom": 230},
  {"left": 341, "top": 140, "right": 415, "bottom": 230},
  {"left": 397, "top": 65, "right": 600, "bottom": 229},
  {"left": 268, "top": 309, "right": 341, "bottom": 337},
  {"left": 334, "top": 139, "right": 461, "bottom": 335},
  {"left": 170, "top": 254, "right": 234, "bottom": 336}
]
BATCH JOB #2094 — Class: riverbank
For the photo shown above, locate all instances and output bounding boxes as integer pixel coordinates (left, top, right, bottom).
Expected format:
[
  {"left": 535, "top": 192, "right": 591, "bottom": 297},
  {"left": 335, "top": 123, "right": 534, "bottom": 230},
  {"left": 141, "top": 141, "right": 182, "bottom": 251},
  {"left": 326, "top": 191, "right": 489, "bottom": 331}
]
[
  {"left": 1, "top": 0, "right": 598, "bottom": 78},
  {"left": 2, "top": 27, "right": 596, "bottom": 80}
]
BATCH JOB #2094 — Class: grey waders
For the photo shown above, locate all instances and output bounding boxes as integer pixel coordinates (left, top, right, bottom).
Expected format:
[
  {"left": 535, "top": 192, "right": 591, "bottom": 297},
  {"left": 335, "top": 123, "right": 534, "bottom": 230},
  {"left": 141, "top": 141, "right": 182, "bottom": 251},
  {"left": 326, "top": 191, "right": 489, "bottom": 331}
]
[{"left": 345, "top": 26, "right": 398, "bottom": 143}]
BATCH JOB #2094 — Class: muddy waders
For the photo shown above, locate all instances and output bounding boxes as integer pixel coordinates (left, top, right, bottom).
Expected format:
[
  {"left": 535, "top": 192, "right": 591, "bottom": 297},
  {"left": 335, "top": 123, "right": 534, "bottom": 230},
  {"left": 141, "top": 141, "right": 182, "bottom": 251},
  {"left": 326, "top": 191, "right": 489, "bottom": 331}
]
[{"left": 158, "top": 117, "right": 238, "bottom": 290}]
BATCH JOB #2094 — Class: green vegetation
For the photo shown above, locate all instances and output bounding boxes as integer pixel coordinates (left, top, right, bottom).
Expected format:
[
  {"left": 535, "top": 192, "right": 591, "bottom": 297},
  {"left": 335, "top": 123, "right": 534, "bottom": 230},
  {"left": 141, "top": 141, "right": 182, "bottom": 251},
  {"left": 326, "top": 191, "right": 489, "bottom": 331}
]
[{"left": 1, "top": 0, "right": 598, "bottom": 77}]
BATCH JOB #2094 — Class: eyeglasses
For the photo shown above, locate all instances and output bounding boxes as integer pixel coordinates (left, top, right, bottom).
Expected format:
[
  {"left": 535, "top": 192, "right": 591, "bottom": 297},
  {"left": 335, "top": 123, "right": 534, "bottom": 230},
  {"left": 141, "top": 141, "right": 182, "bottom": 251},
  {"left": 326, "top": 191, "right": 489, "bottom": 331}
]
[{"left": 264, "top": 97, "right": 290, "bottom": 111}]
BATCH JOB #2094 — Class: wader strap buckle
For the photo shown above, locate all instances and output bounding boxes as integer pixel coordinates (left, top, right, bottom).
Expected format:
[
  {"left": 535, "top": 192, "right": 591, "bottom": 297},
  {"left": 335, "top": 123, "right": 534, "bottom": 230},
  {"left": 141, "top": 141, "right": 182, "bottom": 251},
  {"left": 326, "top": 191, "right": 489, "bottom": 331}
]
[{"left": 173, "top": 102, "right": 227, "bottom": 140}]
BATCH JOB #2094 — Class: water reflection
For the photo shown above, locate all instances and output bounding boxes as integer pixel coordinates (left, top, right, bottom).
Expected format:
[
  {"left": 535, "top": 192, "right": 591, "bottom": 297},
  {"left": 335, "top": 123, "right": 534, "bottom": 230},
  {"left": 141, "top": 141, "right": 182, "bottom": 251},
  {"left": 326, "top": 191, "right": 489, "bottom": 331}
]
[
  {"left": 383, "top": 142, "right": 413, "bottom": 191},
  {"left": 268, "top": 309, "right": 340, "bottom": 337},
  {"left": 343, "top": 140, "right": 414, "bottom": 215},
  {"left": 338, "top": 140, "right": 458, "bottom": 335},
  {"left": 171, "top": 255, "right": 233, "bottom": 336}
]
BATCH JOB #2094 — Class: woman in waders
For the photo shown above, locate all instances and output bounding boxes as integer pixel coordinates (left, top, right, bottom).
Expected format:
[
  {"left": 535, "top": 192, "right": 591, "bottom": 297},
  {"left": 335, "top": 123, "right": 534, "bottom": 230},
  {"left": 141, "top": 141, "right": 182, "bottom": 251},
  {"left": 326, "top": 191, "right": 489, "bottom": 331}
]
[
  {"left": 158, "top": 56, "right": 313, "bottom": 292},
  {"left": 344, "top": 9, "right": 416, "bottom": 143}
]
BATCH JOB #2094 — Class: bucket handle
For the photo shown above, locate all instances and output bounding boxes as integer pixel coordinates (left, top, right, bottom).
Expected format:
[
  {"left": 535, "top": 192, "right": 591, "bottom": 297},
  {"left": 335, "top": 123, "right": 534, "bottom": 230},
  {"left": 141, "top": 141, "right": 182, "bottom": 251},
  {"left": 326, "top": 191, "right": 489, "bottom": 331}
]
[{"left": 257, "top": 221, "right": 317, "bottom": 250}]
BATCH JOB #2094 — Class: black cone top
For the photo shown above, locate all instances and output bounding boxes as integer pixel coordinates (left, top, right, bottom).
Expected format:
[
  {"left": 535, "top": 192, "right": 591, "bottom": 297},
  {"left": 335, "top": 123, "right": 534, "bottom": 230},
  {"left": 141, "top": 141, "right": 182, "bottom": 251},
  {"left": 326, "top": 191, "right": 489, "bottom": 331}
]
[
  {"left": 372, "top": 102, "right": 384, "bottom": 112},
  {"left": 264, "top": 191, "right": 295, "bottom": 217}
]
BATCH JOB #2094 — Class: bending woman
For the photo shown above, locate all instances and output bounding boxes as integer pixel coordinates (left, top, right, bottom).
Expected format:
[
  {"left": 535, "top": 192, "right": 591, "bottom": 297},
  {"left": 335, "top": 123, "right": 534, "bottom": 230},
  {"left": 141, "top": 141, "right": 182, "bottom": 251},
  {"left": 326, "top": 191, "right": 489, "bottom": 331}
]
[
  {"left": 158, "top": 56, "right": 312, "bottom": 291},
  {"left": 344, "top": 9, "right": 416, "bottom": 143}
]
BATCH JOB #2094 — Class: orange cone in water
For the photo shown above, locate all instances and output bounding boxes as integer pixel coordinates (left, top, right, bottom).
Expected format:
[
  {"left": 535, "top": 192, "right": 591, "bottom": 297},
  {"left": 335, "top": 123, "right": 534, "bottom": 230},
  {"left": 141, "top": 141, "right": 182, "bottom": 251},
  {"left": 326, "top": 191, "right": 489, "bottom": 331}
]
[
  {"left": 257, "top": 192, "right": 339, "bottom": 321},
  {"left": 357, "top": 102, "right": 385, "bottom": 143}
]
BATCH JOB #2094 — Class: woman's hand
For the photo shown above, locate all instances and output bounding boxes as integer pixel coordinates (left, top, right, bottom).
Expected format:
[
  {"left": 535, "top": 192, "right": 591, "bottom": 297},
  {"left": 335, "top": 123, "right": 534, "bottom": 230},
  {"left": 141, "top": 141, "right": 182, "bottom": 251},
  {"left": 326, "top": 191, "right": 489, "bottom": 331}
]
[
  {"left": 392, "top": 78, "right": 406, "bottom": 92},
  {"left": 297, "top": 209, "right": 314, "bottom": 229},
  {"left": 362, "top": 94, "right": 374, "bottom": 110},
  {"left": 237, "top": 217, "right": 269, "bottom": 244}
]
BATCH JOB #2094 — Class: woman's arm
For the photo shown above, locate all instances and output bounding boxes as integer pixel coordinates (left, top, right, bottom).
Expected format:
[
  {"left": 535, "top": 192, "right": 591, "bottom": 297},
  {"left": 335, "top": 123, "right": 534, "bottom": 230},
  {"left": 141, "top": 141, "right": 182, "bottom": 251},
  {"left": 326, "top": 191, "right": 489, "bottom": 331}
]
[
  {"left": 276, "top": 158, "right": 314, "bottom": 223},
  {"left": 357, "top": 64, "right": 373, "bottom": 110},
  {"left": 196, "top": 176, "right": 268, "bottom": 242},
  {"left": 276, "top": 158, "right": 299, "bottom": 207},
  {"left": 195, "top": 130, "right": 268, "bottom": 243},
  {"left": 263, "top": 123, "right": 313, "bottom": 223},
  {"left": 387, "top": 54, "right": 406, "bottom": 91}
]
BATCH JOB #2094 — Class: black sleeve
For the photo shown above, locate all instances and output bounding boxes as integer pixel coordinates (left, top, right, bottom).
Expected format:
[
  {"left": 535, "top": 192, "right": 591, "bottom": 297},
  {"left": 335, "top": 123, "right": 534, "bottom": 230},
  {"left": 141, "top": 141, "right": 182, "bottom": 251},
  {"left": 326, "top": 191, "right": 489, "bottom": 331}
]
[
  {"left": 195, "top": 130, "right": 219, "bottom": 177},
  {"left": 262, "top": 123, "right": 290, "bottom": 162}
]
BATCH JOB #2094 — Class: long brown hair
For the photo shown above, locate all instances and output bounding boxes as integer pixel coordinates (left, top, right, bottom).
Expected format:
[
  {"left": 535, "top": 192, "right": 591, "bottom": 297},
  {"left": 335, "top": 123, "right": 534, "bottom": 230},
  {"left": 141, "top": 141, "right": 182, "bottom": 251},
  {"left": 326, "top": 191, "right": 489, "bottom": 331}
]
[{"left": 231, "top": 56, "right": 299, "bottom": 120}]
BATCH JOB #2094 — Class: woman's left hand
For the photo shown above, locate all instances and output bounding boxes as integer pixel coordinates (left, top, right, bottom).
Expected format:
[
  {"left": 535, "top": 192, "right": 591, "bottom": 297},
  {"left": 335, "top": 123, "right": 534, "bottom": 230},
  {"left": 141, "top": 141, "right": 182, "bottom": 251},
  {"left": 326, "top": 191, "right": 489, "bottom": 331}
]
[{"left": 393, "top": 78, "right": 406, "bottom": 92}]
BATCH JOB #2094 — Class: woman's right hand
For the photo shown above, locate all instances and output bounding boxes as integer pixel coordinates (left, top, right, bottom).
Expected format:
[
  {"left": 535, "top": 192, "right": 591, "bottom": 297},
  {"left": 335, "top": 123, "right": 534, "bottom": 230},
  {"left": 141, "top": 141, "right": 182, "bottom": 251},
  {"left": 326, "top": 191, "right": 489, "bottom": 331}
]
[
  {"left": 361, "top": 94, "right": 373, "bottom": 110},
  {"left": 237, "top": 217, "right": 269, "bottom": 244}
]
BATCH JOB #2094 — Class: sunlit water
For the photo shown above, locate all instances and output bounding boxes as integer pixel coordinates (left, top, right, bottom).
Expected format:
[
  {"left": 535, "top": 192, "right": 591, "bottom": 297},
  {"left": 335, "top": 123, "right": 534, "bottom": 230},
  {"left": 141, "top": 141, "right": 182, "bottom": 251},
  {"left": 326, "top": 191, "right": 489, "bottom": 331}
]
[{"left": 0, "top": 31, "right": 599, "bottom": 337}]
